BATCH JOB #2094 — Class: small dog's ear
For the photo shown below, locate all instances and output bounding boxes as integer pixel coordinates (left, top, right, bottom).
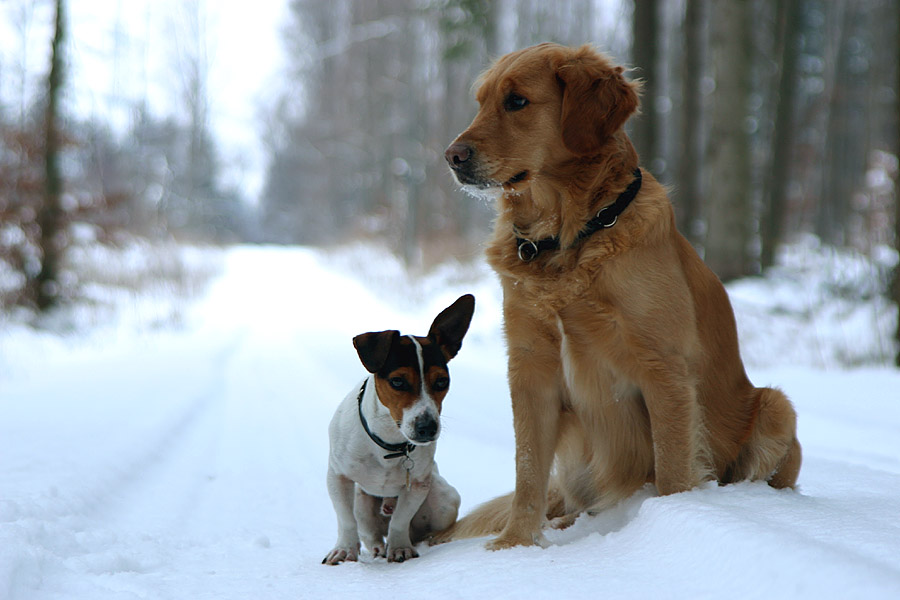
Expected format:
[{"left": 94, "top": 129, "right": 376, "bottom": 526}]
[
  {"left": 353, "top": 330, "right": 399, "bottom": 373},
  {"left": 556, "top": 48, "right": 639, "bottom": 156},
  {"left": 428, "top": 294, "right": 475, "bottom": 361}
]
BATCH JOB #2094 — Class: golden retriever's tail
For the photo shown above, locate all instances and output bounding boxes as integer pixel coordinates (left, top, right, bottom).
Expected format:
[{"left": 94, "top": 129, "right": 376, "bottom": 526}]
[
  {"left": 755, "top": 387, "right": 802, "bottom": 489},
  {"left": 727, "top": 386, "right": 802, "bottom": 489},
  {"left": 429, "top": 492, "right": 513, "bottom": 544},
  {"left": 429, "top": 487, "right": 568, "bottom": 544}
]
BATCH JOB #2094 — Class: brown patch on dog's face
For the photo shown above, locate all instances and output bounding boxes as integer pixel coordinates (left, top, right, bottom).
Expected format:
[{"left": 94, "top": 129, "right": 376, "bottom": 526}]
[
  {"left": 420, "top": 348, "right": 451, "bottom": 413},
  {"left": 370, "top": 336, "right": 451, "bottom": 422},
  {"left": 373, "top": 364, "right": 420, "bottom": 424},
  {"left": 445, "top": 43, "right": 639, "bottom": 192},
  {"left": 368, "top": 336, "right": 422, "bottom": 423}
]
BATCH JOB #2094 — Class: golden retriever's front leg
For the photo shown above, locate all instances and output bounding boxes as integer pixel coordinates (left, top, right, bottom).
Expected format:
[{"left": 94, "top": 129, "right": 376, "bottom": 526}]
[
  {"left": 488, "top": 310, "right": 563, "bottom": 550},
  {"left": 642, "top": 369, "right": 706, "bottom": 495},
  {"left": 488, "top": 369, "right": 561, "bottom": 550}
]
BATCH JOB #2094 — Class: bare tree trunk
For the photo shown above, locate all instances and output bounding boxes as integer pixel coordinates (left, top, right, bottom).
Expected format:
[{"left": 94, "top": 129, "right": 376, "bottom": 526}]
[
  {"left": 894, "top": 0, "right": 900, "bottom": 368},
  {"left": 35, "top": 0, "right": 66, "bottom": 311},
  {"left": 761, "top": 0, "right": 802, "bottom": 270},
  {"left": 705, "top": 0, "right": 752, "bottom": 282},
  {"left": 175, "top": 0, "right": 215, "bottom": 235},
  {"left": 817, "top": 2, "right": 850, "bottom": 246},
  {"left": 676, "top": 0, "right": 705, "bottom": 243},
  {"left": 817, "top": 2, "right": 867, "bottom": 247},
  {"left": 631, "top": 0, "right": 659, "bottom": 169}
]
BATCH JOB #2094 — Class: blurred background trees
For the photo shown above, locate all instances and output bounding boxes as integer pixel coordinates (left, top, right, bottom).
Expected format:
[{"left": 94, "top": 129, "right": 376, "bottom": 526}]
[
  {"left": 258, "top": 0, "right": 898, "bottom": 280},
  {"left": 1, "top": 0, "right": 898, "bottom": 354},
  {"left": 0, "top": 0, "right": 247, "bottom": 309}
]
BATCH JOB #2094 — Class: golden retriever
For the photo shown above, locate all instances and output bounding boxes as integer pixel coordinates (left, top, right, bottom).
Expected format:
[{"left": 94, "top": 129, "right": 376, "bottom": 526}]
[{"left": 438, "top": 43, "right": 801, "bottom": 550}]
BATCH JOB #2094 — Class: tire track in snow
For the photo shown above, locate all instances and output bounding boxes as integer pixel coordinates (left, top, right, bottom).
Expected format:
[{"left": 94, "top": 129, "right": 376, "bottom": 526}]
[
  {"left": 0, "top": 331, "right": 248, "bottom": 599},
  {"left": 90, "top": 332, "right": 249, "bottom": 535}
]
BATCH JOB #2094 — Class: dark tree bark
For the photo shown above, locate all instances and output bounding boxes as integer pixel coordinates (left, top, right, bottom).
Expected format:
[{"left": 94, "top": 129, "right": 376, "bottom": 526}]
[
  {"left": 761, "top": 0, "right": 803, "bottom": 270},
  {"left": 817, "top": 3, "right": 868, "bottom": 247},
  {"left": 705, "top": 0, "right": 753, "bottom": 282},
  {"left": 676, "top": 0, "right": 705, "bottom": 243},
  {"left": 35, "top": 0, "right": 66, "bottom": 311},
  {"left": 631, "top": 0, "right": 660, "bottom": 170},
  {"left": 894, "top": 0, "right": 900, "bottom": 368}
]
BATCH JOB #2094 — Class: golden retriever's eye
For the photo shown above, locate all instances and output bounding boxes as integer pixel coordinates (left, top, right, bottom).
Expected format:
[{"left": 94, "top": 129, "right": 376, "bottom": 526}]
[{"left": 504, "top": 93, "right": 529, "bottom": 112}]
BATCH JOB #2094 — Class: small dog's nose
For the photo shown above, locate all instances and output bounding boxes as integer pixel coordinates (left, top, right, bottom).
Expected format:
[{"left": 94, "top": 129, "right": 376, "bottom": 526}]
[
  {"left": 444, "top": 142, "right": 472, "bottom": 167},
  {"left": 413, "top": 415, "right": 439, "bottom": 441}
]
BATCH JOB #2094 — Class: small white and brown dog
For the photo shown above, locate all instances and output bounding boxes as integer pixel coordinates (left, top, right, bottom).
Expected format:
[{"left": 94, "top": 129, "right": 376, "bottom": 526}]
[{"left": 322, "top": 294, "right": 475, "bottom": 565}]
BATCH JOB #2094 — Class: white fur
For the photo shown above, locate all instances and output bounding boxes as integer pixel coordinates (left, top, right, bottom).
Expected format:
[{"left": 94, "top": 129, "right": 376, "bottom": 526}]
[
  {"left": 398, "top": 336, "right": 442, "bottom": 444},
  {"left": 323, "top": 367, "right": 460, "bottom": 565}
]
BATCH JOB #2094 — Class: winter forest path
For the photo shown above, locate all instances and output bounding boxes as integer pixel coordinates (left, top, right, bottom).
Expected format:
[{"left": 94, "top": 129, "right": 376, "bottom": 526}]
[{"left": 1, "top": 246, "right": 900, "bottom": 599}]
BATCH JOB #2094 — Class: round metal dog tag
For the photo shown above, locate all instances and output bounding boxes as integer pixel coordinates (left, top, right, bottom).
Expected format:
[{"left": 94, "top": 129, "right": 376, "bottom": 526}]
[{"left": 517, "top": 239, "right": 538, "bottom": 262}]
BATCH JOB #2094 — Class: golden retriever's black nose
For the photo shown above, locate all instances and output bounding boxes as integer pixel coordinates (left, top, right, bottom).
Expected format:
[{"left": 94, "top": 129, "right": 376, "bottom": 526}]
[{"left": 444, "top": 142, "right": 472, "bottom": 168}]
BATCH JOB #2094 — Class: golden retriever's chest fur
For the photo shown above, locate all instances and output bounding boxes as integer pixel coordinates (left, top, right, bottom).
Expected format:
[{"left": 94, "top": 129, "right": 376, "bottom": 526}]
[
  {"left": 555, "top": 307, "right": 639, "bottom": 406},
  {"left": 486, "top": 220, "right": 617, "bottom": 313},
  {"left": 503, "top": 267, "right": 656, "bottom": 509},
  {"left": 491, "top": 238, "right": 646, "bottom": 416}
]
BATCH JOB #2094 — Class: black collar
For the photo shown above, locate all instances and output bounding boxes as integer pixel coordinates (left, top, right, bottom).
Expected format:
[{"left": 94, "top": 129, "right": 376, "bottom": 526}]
[
  {"left": 357, "top": 379, "right": 416, "bottom": 460},
  {"left": 515, "top": 168, "right": 642, "bottom": 262}
]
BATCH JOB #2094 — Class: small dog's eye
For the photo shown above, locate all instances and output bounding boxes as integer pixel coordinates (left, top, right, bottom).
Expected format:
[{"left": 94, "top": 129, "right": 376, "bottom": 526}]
[
  {"left": 504, "top": 93, "right": 529, "bottom": 112},
  {"left": 389, "top": 377, "right": 407, "bottom": 390},
  {"left": 432, "top": 377, "right": 450, "bottom": 391}
]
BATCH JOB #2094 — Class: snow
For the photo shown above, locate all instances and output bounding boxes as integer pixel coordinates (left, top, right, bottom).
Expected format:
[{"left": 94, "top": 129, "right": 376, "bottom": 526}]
[{"left": 2, "top": 242, "right": 900, "bottom": 599}]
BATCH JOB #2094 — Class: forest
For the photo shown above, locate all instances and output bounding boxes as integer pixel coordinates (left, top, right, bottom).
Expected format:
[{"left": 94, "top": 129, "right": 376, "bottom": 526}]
[{"left": 0, "top": 0, "right": 898, "bottom": 360}]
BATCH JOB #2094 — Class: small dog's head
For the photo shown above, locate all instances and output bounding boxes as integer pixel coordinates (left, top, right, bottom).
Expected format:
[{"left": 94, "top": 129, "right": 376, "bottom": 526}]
[
  {"left": 444, "top": 43, "right": 639, "bottom": 194},
  {"left": 352, "top": 294, "right": 475, "bottom": 445}
]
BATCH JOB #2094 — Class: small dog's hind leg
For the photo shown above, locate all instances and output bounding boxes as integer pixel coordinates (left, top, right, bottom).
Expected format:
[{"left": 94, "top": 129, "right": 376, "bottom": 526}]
[{"left": 411, "top": 471, "right": 460, "bottom": 543}]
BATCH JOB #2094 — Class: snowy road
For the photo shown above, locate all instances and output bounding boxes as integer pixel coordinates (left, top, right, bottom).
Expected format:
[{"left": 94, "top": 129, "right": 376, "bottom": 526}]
[{"left": 2, "top": 245, "right": 900, "bottom": 599}]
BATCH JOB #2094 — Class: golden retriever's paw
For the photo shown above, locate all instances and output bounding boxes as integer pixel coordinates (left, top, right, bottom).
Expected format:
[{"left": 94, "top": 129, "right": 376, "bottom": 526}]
[
  {"left": 547, "top": 512, "right": 579, "bottom": 530},
  {"left": 485, "top": 529, "right": 549, "bottom": 551},
  {"left": 322, "top": 543, "right": 360, "bottom": 565}
]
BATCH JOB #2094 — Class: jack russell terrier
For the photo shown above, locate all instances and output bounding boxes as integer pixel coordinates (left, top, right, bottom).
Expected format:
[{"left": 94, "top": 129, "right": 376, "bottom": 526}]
[{"left": 323, "top": 294, "right": 475, "bottom": 565}]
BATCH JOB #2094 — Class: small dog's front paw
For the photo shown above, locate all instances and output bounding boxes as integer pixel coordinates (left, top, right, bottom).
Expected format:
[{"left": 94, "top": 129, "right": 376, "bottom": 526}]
[
  {"left": 371, "top": 544, "right": 386, "bottom": 558},
  {"left": 386, "top": 545, "right": 419, "bottom": 563},
  {"left": 322, "top": 544, "right": 360, "bottom": 565}
]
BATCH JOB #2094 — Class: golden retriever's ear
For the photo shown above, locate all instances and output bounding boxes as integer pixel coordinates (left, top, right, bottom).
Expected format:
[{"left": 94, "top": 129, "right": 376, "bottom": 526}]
[{"left": 557, "top": 59, "right": 640, "bottom": 156}]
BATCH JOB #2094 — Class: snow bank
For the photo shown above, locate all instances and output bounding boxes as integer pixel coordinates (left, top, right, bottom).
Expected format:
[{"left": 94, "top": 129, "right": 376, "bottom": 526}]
[{"left": 1, "top": 242, "right": 899, "bottom": 599}]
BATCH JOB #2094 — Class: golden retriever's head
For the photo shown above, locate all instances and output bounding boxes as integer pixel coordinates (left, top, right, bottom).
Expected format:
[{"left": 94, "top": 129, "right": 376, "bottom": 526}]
[{"left": 445, "top": 43, "right": 639, "bottom": 193}]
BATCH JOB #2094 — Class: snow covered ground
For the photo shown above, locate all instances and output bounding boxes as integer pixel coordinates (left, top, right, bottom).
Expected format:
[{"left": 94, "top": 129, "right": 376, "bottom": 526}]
[{"left": 1, "top": 242, "right": 899, "bottom": 599}]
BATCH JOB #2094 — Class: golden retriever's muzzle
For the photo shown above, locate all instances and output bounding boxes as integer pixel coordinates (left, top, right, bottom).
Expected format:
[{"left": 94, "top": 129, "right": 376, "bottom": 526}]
[
  {"left": 445, "top": 142, "right": 528, "bottom": 189},
  {"left": 444, "top": 142, "right": 484, "bottom": 186}
]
